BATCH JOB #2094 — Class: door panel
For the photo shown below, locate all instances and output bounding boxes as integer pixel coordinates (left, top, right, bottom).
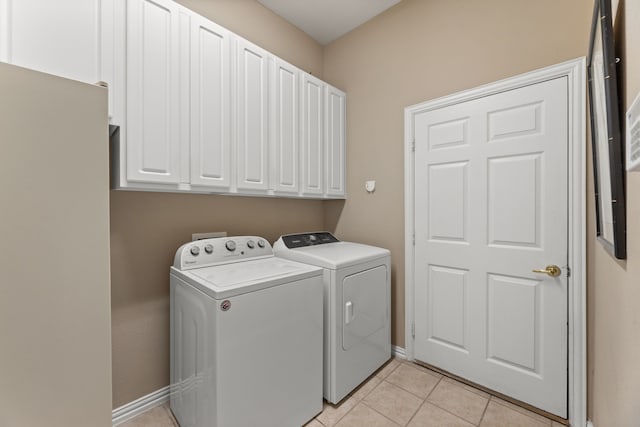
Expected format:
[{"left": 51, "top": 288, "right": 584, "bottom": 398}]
[
  {"left": 236, "top": 38, "right": 269, "bottom": 191},
  {"left": 190, "top": 15, "right": 231, "bottom": 189},
  {"left": 301, "top": 74, "right": 324, "bottom": 196},
  {"left": 428, "top": 265, "right": 468, "bottom": 351},
  {"left": 413, "top": 77, "right": 568, "bottom": 417},
  {"left": 428, "top": 162, "right": 468, "bottom": 242},
  {"left": 271, "top": 58, "right": 300, "bottom": 194},
  {"left": 127, "top": 0, "right": 182, "bottom": 183},
  {"left": 342, "top": 266, "right": 387, "bottom": 351},
  {"left": 325, "top": 85, "right": 346, "bottom": 197}
]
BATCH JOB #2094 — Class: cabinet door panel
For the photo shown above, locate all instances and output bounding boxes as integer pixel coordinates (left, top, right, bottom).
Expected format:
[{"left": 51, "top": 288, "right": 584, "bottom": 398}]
[
  {"left": 325, "top": 85, "right": 346, "bottom": 197},
  {"left": 190, "top": 16, "right": 231, "bottom": 189},
  {"left": 301, "top": 74, "right": 324, "bottom": 196},
  {"left": 126, "top": 0, "right": 181, "bottom": 183},
  {"left": 237, "top": 39, "right": 269, "bottom": 191},
  {"left": 271, "top": 58, "right": 300, "bottom": 194},
  {"left": 0, "top": 0, "right": 102, "bottom": 84}
]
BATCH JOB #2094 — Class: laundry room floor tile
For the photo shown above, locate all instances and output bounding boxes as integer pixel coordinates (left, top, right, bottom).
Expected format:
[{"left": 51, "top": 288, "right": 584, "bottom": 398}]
[
  {"left": 375, "top": 357, "right": 402, "bottom": 379},
  {"left": 316, "top": 396, "right": 358, "bottom": 426},
  {"left": 407, "top": 401, "right": 475, "bottom": 427},
  {"left": 426, "top": 377, "right": 490, "bottom": 425},
  {"left": 119, "top": 359, "right": 565, "bottom": 427},
  {"left": 363, "top": 380, "right": 423, "bottom": 425},
  {"left": 335, "top": 403, "right": 400, "bottom": 427},
  {"left": 386, "top": 362, "right": 440, "bottom": 398},
  {"left": 479, "top": 400, "right": 551, "bottom": 427}
]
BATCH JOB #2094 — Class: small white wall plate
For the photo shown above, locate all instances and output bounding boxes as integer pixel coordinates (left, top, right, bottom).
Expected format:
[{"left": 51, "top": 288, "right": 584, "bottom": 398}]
[{"left": 365, "top": 180, "right": 376, "bottom": 193}]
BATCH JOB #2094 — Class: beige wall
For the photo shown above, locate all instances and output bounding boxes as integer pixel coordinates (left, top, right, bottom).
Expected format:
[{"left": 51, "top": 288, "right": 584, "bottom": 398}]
[
  {"left": 323, "top": 0, "right": 592, "bottom": 347},
  {"left": 0, "top": 63, "right": 112, "bottom": 427},
  {"left": 110, "top": 0, "right": 325, "bottom": 408},
  {"left": 588, "top": 0, "right": 640, "bottom": 425},
  {"left": 113, "top": 1, "right": 640, "bottom": 424}
]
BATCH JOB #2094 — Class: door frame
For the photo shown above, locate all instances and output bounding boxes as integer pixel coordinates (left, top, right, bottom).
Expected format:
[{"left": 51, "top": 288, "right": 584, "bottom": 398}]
[{"left": 404, "top": 58, "right": 586, "bottom": 426}]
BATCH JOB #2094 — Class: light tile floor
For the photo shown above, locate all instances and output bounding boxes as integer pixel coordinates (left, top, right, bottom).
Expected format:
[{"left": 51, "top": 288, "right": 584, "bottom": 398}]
[{"left": 119, "top": 358, "right": 565, "bottom": 427}]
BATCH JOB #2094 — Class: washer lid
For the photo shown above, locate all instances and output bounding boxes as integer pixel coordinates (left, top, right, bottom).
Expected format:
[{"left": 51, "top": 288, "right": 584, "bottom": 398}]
[
  {"left": 273, "top": 240, "right": 390, "bottom": 269},
  {"left": 171, "top": 257, "right": 322, "bottom": 299}
]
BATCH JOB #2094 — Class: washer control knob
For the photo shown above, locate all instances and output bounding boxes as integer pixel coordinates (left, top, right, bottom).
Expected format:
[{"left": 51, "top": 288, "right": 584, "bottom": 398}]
[
  {"left": 190, "top": 246, "right": 200, "bottom": 256},
  {"left": 225, "top": 240, "right": 236, "bottom": 251},
  {"left": 247, "top": 240, "right": 255, "bottom": 249},
  {"left": 309, "top": 234, "right": 317, "bottom": 242},
  {"left": 257, "top": 239, "right": 266, "bottom": 248},
  {"left": 204, "top": 244, "right": 214, "bottom": 254}
]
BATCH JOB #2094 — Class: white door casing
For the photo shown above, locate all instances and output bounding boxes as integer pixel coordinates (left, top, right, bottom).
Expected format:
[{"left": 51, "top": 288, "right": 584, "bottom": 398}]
[{"left": 405, "top": 58, "right": 586, "bottom": 425}]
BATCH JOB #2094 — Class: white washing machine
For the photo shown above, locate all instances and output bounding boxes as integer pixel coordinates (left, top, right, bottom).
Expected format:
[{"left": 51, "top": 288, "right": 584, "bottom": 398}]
[
  {"left": 169, "top": 236, "right": 323, "bottom": 427},
  {"left": 273, "top": 232, "right": 391, "bottom": 404}
]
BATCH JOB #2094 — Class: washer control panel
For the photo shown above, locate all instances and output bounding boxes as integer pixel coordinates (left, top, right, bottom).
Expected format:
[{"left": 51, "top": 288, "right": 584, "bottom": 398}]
[
  {"left": 279, "top": 232, "right": 339, "bottom": 249},
  {"left": 173, "top": 236, "right": 272, "bottom": 270}
]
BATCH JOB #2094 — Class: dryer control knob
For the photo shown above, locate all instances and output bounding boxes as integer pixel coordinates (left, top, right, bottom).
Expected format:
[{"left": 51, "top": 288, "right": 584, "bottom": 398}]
[
  {"left": 257, "top": 240, "right": 265, "bottom": 248},
  {"left": 247, "top": 240, "right": 255, "bottom": 249},
  {"left": 225, "top": 240, "right": 236, "bottom": 251},
  {"left": 204, "top": 244, "right": 213, "bottom": 254},
  {"left": 190, "top": 246, "right": 200, "bottom": 256},
  {"left": 309, "top": 234, "right": 317, "bottom": 242}
]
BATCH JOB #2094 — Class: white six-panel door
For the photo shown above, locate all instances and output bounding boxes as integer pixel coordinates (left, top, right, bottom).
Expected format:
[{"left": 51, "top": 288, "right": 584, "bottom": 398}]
[{"left": 413, "top": 76, "right": 569, "bottom": 417}]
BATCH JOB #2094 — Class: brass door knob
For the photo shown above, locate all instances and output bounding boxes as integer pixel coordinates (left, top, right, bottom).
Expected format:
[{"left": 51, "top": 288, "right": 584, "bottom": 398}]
[{"left": 532, "top": 265, "right": 561, "bottom": 277}]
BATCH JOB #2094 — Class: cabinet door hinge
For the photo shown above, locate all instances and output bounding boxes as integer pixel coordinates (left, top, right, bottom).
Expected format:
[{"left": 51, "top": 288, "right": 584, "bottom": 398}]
[
  {"left": 411, "top": 140, "right": 416, "bottom": 152},
  {"left": 567, "top": 266, "right": 571, "bottom": 277},
  {"left": 412, "top": 233, "right": 415, "bottom": 245},
  {"left": 411, "top": 322, "right": 415, "bottom": 339}
]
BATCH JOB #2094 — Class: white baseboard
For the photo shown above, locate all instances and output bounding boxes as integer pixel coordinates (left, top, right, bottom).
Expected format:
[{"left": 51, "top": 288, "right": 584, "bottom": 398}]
[
  {"left": 392, "top": 345, "right": 406, "bottom": 359},
  {"left": 112, "top": 385, "right": 170, "bottom": 426}
]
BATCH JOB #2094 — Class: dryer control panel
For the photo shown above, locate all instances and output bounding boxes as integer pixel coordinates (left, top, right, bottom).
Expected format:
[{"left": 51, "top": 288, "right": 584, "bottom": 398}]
[
  {"left": 279, "top": 232, "right": 339, "bottom": 248},
  {"left": 173, "top": 236, "right": 271, "bottom": 270}
]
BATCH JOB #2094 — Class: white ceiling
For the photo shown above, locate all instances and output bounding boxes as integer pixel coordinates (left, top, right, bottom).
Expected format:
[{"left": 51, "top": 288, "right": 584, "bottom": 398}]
[{"left": 256, "top": 0, "right": 402, "bottom": 45}]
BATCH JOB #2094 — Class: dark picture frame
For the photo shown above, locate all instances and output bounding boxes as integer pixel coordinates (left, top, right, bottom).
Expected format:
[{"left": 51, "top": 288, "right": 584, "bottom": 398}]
[{"left": 587, "top": 0, "right": 626, "bottom": 259}]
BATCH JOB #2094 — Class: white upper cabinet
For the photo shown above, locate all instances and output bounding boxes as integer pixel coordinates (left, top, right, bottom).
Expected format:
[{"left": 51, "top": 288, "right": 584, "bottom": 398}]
[
  {"left": 190, "top": 15, "right": 232, "bottom": 190},
  {"left": 0, "top": 0, "right": 346, "bottom": 198},
  {"left": 0, "top": 0, "right": 103, "bottom": 84},
  {"left": 301, "top": 73, "right": 325, "bottom": 197},
  {"left": 325, "top": 85, "right": 346, "bottom": 197},
  {"left": 0, "top": 0, "right": 117, "bottom": 117},
  {"left": 235, "top": 38, "right": 270, "bottom": 192},
  {"left": 125, "top": 0, "right": 187, "bottom": 184},
  {"left": 270, "top": 58, "right": 300, "bottom": 195}
]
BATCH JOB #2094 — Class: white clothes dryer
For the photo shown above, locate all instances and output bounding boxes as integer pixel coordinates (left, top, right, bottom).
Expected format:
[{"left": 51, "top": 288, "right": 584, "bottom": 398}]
[
  {"left": 273, "top": 232, "right": 391, "bottom": 404},
  {"left": 170, "top": 236, "right": 323, "bottom": 427}
]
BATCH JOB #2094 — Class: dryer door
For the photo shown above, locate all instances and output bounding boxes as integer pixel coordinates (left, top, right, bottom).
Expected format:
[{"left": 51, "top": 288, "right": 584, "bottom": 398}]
[{"left": 342, "top": 265, "right": 388, "bottom": 350}]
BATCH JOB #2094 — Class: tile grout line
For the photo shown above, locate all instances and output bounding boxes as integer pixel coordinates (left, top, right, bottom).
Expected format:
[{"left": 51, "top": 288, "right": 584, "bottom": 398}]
[
  {"left": 488, "top": 396, "right": 554, "bottom": 426},
  {"left": 360, "top": 400, "right": 404, "bottom": 427},
  {"left": 477, "top": 395, "right": 491, "bottom": 426},
  {"left": 423, "top": 377, "right": 488, "bottom": 426}
]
